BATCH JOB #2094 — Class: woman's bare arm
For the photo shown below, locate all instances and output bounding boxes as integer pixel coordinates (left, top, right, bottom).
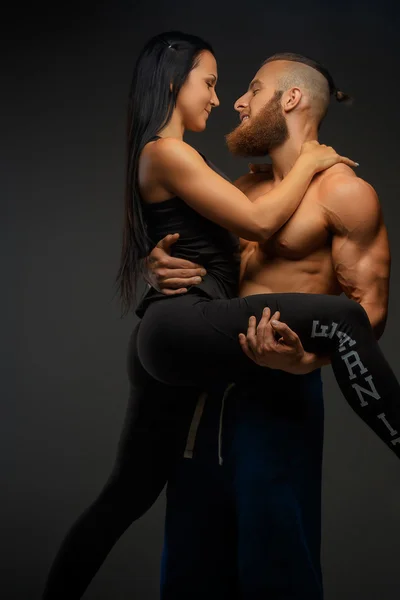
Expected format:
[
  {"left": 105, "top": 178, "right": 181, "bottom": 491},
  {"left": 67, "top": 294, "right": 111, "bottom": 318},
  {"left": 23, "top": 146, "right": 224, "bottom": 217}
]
[{"left": 141, "top": 138, "right": 357, "bottom": 242}]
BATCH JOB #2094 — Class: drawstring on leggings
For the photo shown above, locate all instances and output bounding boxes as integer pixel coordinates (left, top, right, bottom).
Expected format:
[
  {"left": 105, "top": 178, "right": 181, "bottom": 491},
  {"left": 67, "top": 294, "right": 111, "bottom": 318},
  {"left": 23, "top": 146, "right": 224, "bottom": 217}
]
[
  {"left": 184, "top": 392, "right": 207, "bottom": 459},
  {"left": 218, "top": 383, "right": 235, "bottom": 466},
  {"left": 183, "top": 383, "right": 236, "bottom": 464}
]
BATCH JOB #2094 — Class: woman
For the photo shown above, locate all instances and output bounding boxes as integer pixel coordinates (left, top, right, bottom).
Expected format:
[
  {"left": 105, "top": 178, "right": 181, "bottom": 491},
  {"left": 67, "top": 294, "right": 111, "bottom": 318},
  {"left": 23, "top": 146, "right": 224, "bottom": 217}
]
[
  {"left": 43, "top": 31, "right": 237, "bottom": 600},
  {"left": 42, "top": 31, "right": 396, "bottom": 599}
]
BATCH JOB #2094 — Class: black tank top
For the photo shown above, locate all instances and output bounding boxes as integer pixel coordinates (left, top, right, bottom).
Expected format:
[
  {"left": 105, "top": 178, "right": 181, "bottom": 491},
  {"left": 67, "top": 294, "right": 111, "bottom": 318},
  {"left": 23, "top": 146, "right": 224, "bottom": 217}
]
[{"left": 135, "top": 139, "right": 241, "bottom": 318}]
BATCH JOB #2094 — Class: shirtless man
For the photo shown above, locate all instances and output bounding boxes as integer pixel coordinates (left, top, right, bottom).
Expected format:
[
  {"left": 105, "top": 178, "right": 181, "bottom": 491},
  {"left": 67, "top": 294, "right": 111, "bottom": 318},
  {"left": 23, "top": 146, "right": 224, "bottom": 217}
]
[{"left": 147, "top": 53, "right": 390, "bottom": 599}]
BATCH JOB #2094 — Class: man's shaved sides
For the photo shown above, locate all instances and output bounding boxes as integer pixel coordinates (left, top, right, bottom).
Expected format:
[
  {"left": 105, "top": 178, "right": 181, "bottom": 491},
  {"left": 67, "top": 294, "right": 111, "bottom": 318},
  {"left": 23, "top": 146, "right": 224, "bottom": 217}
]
[{"left": 263, "top": 53, "right": 351, "bottom": 125}]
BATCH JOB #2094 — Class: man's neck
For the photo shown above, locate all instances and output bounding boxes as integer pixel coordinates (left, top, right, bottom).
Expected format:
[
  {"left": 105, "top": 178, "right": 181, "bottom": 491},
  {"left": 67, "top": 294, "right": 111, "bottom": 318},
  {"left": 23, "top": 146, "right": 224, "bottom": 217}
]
[{"left": 269, "top": 123, "right": 319, "bottom": 181}]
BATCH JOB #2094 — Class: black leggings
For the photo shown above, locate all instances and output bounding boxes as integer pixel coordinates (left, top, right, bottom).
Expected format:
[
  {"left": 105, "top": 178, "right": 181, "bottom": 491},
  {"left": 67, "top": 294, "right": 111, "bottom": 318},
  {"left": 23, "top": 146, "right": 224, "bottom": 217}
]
[
  {"left": 42, "top": 292, "right": 398, "bottom": 598},
  {"left": 138, "top": 292, "right": 400, "bottom": 459},
  {"left": 42, "top": 325, "right": 200, "bottom": 599}
]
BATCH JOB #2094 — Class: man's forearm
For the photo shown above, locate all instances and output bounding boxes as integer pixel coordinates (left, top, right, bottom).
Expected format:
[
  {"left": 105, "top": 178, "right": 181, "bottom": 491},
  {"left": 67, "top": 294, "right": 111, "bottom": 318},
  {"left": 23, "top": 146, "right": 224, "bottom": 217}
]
[{"left": 299, "top": 352, "right": 331, "bottom": 374}]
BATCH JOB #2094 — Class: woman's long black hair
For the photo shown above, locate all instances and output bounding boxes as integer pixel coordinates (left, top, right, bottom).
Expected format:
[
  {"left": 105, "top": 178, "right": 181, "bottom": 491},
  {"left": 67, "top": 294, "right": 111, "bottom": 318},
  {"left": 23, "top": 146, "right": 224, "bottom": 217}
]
[{"left": 115, "top": 31, "right": 214, "bottom": 316}]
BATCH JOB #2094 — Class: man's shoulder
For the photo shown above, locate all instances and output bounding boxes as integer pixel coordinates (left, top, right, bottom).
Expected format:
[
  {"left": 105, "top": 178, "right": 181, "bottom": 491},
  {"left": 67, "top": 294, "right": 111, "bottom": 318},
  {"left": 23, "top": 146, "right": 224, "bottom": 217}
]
[
  {"left": 318, "top": 164, "right": 378, "bottom": 208},
  {"left": 317, "top": 163, "right": 357, "bottom": 187},
  {"left": 317, "top": 165, "right": 381, "bottom": 233}
]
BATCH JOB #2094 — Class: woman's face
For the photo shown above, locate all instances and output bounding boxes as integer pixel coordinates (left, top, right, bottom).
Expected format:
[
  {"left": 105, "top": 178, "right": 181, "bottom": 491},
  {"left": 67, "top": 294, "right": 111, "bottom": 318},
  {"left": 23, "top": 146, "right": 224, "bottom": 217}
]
[{"left": 176, "top": 50, "right": 220, "bottom": 132}]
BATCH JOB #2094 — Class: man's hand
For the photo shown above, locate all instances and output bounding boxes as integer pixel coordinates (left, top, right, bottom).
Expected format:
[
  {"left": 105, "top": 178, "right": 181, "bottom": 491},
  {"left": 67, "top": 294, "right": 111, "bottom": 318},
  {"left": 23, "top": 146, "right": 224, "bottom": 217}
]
[
  {"left": 238, "top": 307, "right": 329, "bottom": 374},
  {"left": 145, "top": 233, "right": 207, "bottom": 295}
]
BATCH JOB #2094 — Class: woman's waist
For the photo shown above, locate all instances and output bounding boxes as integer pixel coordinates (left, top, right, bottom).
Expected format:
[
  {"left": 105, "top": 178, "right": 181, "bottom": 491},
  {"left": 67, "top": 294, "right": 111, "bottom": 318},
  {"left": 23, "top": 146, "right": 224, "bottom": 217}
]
[
  {"left": 147, "top": 228, "right": 239, "bottom": 262},
  {"left": 135, "top": 273, "right": 237, "bottom": 319},
  {"left": 170, "top": 245, "right": 240, "bottom": 267}
]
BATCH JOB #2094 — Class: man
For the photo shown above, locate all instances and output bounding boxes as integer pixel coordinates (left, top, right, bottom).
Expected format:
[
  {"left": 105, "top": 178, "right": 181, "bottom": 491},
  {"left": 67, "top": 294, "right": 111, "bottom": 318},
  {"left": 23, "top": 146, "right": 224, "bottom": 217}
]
[{"left": 147, "top": 53, "right": 390, "bottom": 599}]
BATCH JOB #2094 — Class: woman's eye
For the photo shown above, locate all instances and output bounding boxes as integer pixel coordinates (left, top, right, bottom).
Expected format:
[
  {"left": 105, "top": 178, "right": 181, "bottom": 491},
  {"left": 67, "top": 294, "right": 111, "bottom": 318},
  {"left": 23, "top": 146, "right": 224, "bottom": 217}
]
[{"left": 253, "top": 89, "right": 259, "bottom": 95}]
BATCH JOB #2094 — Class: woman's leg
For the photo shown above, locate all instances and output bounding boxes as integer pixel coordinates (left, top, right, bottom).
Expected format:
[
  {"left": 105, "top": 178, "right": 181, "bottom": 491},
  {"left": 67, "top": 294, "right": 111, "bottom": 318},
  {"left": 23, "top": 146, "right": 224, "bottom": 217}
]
[
  {"left": 42, "top": 324, "right": 200, "bottom": 599},
  {"left": 138, "top": 293, "right": 400, "bottom": 458}
]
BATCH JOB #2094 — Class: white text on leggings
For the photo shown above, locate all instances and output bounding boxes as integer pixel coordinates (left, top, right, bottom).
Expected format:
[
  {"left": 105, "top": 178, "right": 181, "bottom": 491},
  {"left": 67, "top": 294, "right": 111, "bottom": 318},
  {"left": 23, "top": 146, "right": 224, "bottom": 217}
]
[{"left": 311, "top": 320, "right": 400, "bottom": 447}]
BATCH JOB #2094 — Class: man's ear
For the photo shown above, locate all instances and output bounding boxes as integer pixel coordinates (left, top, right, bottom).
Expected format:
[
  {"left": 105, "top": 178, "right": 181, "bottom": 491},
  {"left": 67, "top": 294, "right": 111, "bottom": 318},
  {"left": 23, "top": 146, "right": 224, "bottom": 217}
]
[{"left": 282, "top": 87, "right": 302, "bottom": 113}]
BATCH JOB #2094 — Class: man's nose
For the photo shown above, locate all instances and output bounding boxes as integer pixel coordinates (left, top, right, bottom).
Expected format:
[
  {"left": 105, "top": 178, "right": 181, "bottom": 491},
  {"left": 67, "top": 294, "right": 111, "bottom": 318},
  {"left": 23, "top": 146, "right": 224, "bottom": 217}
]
[{"left": 234, "top": 94, "right": 248, "bottom": 112}]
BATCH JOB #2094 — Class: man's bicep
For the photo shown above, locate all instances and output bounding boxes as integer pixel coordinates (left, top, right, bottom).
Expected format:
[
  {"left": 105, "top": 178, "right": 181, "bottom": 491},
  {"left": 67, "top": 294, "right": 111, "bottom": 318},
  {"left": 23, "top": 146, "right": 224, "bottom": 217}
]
[
  {"left": 332, "top": 227, "right": 390, "bottom": 305},
  {"left": 332, "top": 226, "right": 390, "bottom": 338},
  {"left": 326, "top": 176, "right": 391, "bottom": 329}
]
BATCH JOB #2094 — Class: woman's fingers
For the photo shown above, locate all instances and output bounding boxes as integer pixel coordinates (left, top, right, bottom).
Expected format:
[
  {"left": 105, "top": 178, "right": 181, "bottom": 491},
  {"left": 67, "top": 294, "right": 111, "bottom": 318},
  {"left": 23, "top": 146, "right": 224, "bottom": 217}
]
[{"left": 339, "top": 155, "right": 359, "bottom": 168}]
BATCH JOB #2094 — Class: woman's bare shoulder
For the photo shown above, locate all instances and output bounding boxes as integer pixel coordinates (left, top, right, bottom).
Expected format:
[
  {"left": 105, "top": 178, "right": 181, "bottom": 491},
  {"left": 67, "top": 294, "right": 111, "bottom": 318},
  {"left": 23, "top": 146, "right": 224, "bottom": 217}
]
[{"left": 143, "top": 137, "right": 201, "bottom": 170}]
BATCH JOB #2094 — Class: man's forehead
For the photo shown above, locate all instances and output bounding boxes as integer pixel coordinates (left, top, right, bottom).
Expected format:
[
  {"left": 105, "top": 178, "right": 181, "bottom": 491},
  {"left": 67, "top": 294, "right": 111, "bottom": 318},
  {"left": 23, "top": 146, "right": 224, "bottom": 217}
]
[{"left": 249, "top": 60, "right": 287, "bottom": 87}]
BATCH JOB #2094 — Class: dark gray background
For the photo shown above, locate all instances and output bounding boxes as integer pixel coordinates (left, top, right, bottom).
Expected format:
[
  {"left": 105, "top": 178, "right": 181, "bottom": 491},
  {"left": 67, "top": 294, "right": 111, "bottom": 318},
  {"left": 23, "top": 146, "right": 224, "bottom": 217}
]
[{"left": 3, "top": 1, "right": 400, "bottom": 598}]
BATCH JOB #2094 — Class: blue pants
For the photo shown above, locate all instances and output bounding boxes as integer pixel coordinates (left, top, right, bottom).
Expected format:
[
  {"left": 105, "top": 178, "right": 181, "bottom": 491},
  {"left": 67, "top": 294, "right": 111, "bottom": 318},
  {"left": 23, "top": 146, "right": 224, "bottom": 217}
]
[{"left": 161, "top": 370, "right": 325, "bottom": 599}]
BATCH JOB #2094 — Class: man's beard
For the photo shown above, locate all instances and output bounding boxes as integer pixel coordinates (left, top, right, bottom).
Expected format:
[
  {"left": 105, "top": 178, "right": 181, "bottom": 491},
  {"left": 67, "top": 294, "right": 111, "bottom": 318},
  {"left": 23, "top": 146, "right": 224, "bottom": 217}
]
[{"left": 226, "top": 90, "right": 289, "bottom": 157}]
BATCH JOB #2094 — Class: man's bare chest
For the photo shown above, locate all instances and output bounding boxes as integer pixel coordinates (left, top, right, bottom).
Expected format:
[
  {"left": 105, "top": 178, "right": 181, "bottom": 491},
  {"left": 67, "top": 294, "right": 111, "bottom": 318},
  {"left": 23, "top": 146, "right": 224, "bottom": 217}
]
[{"left": 245, "top": 176, "right": 330, "bottom": 260}]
